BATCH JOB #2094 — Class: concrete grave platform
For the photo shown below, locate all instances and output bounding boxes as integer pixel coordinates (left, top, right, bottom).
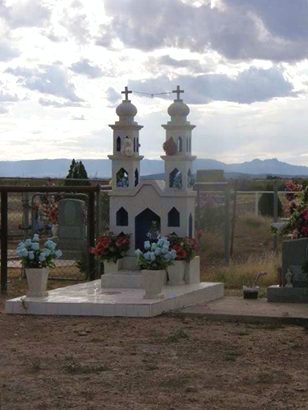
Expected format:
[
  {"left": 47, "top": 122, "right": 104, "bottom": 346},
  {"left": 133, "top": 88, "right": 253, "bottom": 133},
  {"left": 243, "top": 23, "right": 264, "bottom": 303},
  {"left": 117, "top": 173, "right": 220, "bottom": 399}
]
[
  {"left": 5, "top": 280, "right": 224, "bottom": 317},
  {"left": 179, "top": 296, "right": 308, "bottom": 325},
  {"left": 267, "top": 285, "right": 308, "bottom": 303}
]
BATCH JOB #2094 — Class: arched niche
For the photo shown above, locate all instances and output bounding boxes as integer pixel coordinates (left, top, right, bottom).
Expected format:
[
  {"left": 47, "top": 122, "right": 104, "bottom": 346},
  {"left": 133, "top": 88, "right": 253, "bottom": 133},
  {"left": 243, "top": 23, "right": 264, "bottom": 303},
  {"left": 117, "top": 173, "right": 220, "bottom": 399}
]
[
  {"left": 135, "top": 208, "right": 161, "bottom": 250},
  {"left": 135, "top": 169, "right": 139, "bottom": 186},
  {"left": 177, "top": 137, "right": 183, "bottom": 152},
  {"left": 116, "top": 168, "right": 129, "bottom": 188},
  {"left": 187, "top": 169, "right": 194, "bottom": 187},
  {"left": 116, "top": 207, "right": 128, "bottom": 226},
  {"left": 116, "top": 136, "right": 121, "bottom": 152},
  {"left": 189, "top": 214, "right": 193, "bottom": 238},
  {"left": 168, "top": 207, "right": 180, "bottom": 227},
  {"left": 169, "top": 168, "right": 182, "bottom": 189}
]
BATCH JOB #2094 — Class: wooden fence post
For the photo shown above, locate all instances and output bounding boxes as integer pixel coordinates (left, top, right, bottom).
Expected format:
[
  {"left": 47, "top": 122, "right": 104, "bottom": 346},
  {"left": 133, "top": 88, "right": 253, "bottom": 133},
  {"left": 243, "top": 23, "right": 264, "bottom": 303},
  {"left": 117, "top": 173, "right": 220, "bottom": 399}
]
[
  {"left": 1, "top": 190, "right": 8, "bottom": 293},
  {"left": 224, "top": 186, "right": 230, "bottom": 264}
]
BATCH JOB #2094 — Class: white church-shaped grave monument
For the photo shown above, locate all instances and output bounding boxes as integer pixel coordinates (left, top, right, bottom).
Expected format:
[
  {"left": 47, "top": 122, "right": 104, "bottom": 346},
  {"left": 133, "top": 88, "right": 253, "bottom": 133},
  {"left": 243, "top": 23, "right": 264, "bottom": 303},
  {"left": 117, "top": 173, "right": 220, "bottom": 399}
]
[{"left": 108, "top": 86, "right": 197, "bottom": 256}]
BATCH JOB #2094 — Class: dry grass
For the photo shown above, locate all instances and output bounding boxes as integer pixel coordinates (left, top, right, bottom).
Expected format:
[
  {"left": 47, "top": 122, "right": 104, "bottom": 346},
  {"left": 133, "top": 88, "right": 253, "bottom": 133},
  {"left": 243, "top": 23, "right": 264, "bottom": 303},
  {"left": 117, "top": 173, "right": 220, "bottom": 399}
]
[
  {"left": 199, "top": 212, "right": 281, "bottom": 292},
  {"left": 202, "top": 252, "right": 280, "bottom": 290}
]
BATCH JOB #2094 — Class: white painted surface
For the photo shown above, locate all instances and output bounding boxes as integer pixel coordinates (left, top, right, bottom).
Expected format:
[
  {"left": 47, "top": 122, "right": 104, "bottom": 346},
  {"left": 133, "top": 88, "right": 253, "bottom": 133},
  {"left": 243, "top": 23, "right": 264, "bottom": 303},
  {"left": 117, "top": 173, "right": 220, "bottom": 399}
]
[{"left": 5, "top": 280, "right": 224, "bottom": 317}]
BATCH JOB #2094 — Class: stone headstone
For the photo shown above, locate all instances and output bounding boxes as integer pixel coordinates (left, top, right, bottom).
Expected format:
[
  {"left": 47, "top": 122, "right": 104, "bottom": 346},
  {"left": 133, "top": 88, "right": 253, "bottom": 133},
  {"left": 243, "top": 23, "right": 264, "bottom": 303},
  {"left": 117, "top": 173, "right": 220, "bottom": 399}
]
[
  {"left": 282, "top": 238, "right": 308, "bottom": 287},
  {"left": 57, "top": 198, "right": 87, "bottom": 259}
]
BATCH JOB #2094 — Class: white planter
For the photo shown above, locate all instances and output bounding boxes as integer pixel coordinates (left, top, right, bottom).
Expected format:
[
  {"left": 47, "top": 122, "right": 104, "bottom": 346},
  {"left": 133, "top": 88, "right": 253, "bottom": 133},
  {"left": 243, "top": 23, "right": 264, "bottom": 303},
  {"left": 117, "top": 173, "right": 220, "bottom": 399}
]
[
  {"left": 104, "top": 260, "right": 119, "bottom": 274},
  {"left": 142, "top": 269, "right": 165, "bottom": 299},
  {"left": 167, "top": 261, "right": 186, "bottom": 285},
  {"left": 25, "top": 268, "right": 49, "bottom": 298},
  {"left": 184, "top": 256, "right": 200, "bottom": 284}
]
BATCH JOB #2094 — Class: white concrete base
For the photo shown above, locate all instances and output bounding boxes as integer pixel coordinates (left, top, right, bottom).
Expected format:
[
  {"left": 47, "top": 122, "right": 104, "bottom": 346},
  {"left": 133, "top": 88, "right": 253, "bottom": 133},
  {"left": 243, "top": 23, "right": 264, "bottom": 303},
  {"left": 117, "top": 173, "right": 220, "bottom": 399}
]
[
  {"left": 101, "top": 271, "right": 144, "bottom": 289},
  {"left": 5, "top": 281, "right": 224, "bottom": 317}
]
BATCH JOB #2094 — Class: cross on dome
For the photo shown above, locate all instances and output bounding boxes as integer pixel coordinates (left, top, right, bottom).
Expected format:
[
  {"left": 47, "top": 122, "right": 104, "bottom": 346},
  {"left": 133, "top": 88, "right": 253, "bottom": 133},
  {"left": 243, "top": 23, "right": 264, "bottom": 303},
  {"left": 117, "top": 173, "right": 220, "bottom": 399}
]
[
  {"left": 172, "top": 85, "right": 184, "bottom": 101},
  {"left": 121, "top": 86, "right": 132, "bottom": 101}
]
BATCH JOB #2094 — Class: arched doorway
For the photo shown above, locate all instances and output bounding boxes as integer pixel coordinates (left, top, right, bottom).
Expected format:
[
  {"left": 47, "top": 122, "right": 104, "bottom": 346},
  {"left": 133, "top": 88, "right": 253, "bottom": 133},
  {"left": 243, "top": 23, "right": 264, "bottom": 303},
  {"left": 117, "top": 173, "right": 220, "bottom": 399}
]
[{"left": 135, "top": 208, "right": 161, "bottom": 250}]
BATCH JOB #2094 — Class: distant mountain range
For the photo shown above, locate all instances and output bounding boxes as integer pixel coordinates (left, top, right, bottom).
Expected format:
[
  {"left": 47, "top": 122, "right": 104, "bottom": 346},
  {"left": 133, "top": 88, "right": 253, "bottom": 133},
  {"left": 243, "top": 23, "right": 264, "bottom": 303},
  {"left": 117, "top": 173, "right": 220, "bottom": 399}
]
[{"left": 0, "top": 158, "right": 308, "bottom": 178}]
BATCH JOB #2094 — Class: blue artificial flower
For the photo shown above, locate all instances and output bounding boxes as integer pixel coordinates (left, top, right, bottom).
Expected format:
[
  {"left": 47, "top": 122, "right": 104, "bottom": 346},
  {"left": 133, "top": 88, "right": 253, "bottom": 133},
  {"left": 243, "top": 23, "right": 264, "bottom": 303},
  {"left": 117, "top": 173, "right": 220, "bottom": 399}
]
[
  {"left": 170, "top": 250, "right": 177, "bottom": 259},
  {"left": 43, "top": 248, "right": 51, "bottom": 257},
  {"left": 28, "top": 251, "right": 35, "bottom": 260},
  {"left": 31, "top": 242, "right": 40, "bottom": 251},
  {"left": 55, "top": 249, "right": 63, "bottom": 258},
  {"left": 39, "top": 253, "right": 46, "bottom": 262},
  {"left": 151, "top": 242, "right": 157, "bottom": 251},
  {"left": 150, "top": 252, "right": 156, "bottom": 261},
  {"left": 44, "top": 240, "right": 56, "bottom": 250},
  {"left": 144, "top": 251, "right": 152, "bottom": 261},
  {"left": 25, "top": 239, "right": 32, "bottom": 247},
  {"left": 144, "top": 241, "right": 151, "bottom": 250},
  {"left": 32, "top": 234, "right": 39, "bottom": 241},
  {"left": 16, "top": 247, "right": 26, "bottom": 257},
  {"left": 157, "top": 238, "right": 164, "bottom": 247},
  {"left": 21, "top": 248, "right": 29, "bottom": 257},
  {"left": 135, "top": 249, "right": 142, "bottom": 257},
  {"left": 154, "top": 247, "right": 161, "bottom": 256}
]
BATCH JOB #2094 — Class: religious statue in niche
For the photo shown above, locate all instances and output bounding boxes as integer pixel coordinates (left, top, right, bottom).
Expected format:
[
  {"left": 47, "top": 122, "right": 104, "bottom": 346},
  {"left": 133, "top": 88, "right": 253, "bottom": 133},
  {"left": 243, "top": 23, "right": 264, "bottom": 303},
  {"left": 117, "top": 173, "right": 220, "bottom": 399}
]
[
  {"left": 116, "top": 168, "right": 129, "bottom": 187},
  {"left": 146, "top": 221, "right": 160, "bottom": 241},
  {"left": 123, "top": 136, "right": 134, "bottom": 156},
  {"left": 187, "top": 169, "right": 195, "bottom": 187},
  {"left": 169, "top": 168, "right": 183, "bottom": 189},
  {"left": 163, "top": 137, "right": 177, "bottom": 156}
]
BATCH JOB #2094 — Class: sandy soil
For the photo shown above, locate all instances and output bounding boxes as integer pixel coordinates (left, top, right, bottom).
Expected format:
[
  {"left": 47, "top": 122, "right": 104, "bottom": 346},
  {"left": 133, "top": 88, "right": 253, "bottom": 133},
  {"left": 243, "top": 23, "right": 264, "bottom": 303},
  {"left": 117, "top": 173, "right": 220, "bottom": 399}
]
[{"left": 0, "top": 289, "right": 307, "bottom": 410}]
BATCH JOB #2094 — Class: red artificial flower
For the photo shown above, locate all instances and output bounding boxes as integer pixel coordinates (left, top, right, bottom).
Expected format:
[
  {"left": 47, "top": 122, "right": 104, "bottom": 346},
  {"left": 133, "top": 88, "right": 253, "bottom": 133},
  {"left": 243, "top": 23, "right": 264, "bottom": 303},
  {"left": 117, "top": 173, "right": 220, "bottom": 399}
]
[{"left": 301, "top": 209, "right": 308, "bottom": 221}]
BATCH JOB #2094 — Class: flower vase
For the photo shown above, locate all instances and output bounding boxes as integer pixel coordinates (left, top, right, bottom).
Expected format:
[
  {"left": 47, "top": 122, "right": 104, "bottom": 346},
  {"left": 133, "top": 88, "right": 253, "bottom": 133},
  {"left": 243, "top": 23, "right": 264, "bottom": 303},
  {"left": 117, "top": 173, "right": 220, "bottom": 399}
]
[
  {"left": 25, "top": 268, "right": 49, "bottom": 298},
  {"left": 167, "top": 261, "right": 186, "bottom": 285},
  {"left": 243, "top": 286, "right": 259, "bottom": 299},
  {"left": 142, "top": 269, "right": 165, "bottom": 299},
  {"left": 104, "top": 260, "right": 120, "bottom": 274}
]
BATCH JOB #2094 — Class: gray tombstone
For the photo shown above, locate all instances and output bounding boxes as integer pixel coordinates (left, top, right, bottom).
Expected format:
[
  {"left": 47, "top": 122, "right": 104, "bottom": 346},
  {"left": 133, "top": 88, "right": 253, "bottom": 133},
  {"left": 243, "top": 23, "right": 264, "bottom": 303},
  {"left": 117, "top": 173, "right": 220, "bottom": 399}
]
[
  {"left": 282, "top": 238, "right": 308, "bottom": 287},
  {"left": 57, "top": 198, "right": 87, "bottom": 259}
]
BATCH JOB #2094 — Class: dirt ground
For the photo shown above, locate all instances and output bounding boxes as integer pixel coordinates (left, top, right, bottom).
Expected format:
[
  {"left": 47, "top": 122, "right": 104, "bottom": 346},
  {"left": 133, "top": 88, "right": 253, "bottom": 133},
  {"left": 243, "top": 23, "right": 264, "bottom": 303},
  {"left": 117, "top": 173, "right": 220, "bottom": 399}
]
[{"left": 0, "top": 286, "right": 308, "bottom": 410}]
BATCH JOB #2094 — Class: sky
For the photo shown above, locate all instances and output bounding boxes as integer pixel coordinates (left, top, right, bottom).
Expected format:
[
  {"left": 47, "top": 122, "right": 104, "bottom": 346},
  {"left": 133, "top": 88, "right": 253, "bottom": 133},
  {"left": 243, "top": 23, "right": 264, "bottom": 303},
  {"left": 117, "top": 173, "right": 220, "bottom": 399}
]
[{"left": 1, "top": 0, "right": 308, "bottom": 165}]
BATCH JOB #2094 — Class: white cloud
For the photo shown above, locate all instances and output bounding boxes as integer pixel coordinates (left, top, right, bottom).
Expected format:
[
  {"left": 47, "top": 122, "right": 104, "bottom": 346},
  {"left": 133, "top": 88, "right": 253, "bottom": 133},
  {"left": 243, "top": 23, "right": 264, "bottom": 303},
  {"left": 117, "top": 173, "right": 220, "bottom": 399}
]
[
  {"left": 0, "top": 40, "right": 19, "bottom": 61},
  {"left": 6, "top": 64, "right": 83, "bottom": 102},
  {"left": 70, "top": 59, "right": 103, "bottom": 78},
  {"left": 1, "top": 0, "right": 51, "bottom": 28},
  {"left": 129, "top": 66, "right": 295, "bottom": 104}
]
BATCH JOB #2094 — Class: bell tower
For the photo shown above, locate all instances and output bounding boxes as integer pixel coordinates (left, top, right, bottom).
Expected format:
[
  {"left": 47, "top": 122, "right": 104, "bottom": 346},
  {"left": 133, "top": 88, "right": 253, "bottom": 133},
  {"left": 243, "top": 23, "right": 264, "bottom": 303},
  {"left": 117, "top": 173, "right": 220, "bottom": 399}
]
[
  {"left": 108, "top": 87, "right": 143, "bottom": 190},
  {"left": 161, "top": 86, "right": 196, "bottom": 191}
]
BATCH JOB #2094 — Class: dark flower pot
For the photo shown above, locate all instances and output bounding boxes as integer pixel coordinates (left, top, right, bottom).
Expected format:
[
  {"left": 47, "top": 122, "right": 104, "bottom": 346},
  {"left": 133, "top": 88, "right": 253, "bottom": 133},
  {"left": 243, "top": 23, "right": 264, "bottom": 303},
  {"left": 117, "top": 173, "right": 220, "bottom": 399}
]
[{"left": 243, "top": 286, "right": 259, "bottom": 299}]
